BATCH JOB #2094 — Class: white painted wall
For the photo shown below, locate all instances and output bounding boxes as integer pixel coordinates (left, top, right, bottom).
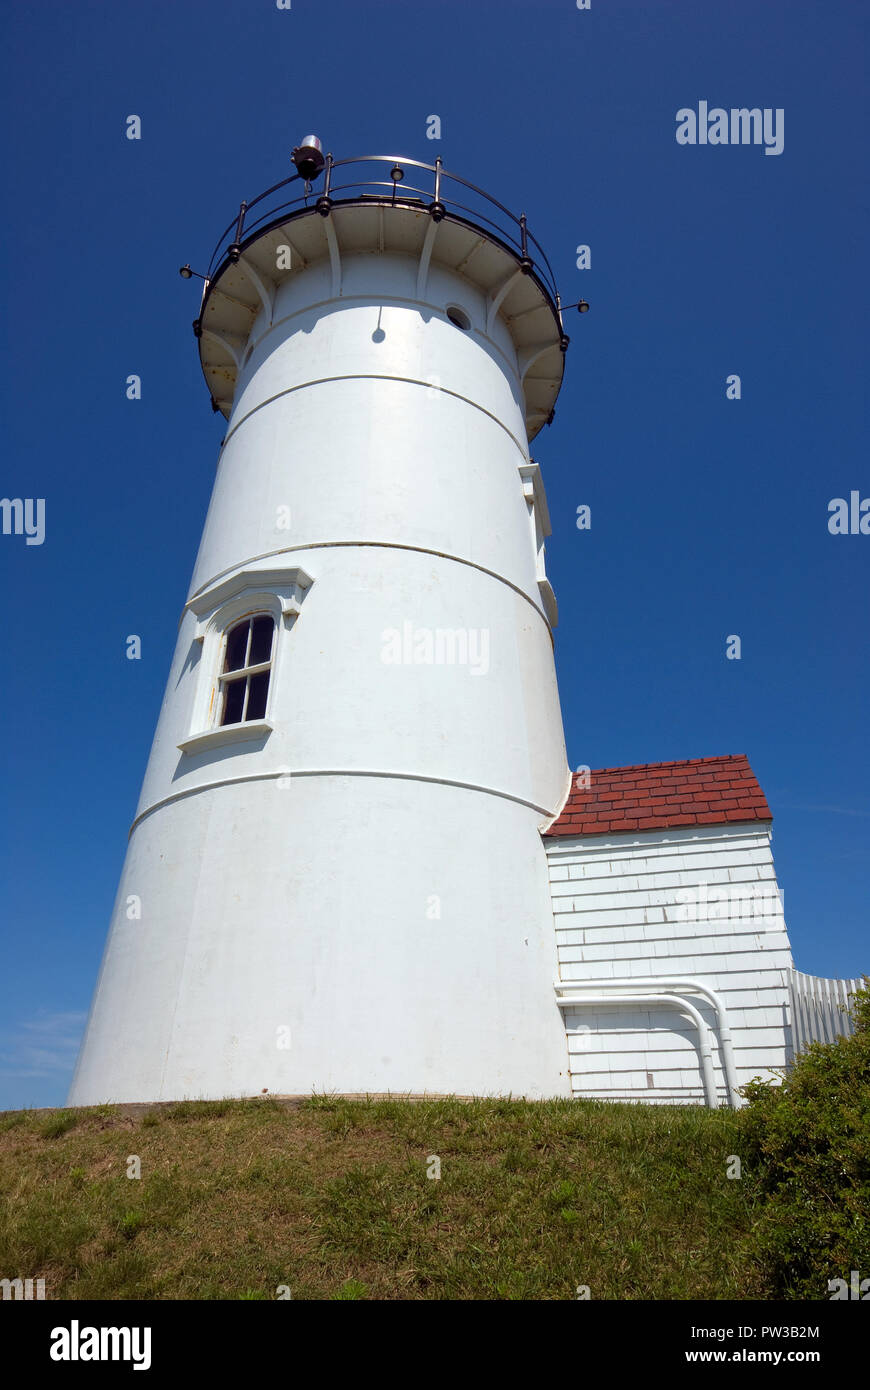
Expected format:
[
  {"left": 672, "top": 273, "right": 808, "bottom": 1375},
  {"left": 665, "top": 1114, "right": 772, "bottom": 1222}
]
[
  {"left": 545, "top": 823, "right": 795, "bottom": 1104},
  {"left": 69, "top": 237, "right": 573, "bottom": 1105}
]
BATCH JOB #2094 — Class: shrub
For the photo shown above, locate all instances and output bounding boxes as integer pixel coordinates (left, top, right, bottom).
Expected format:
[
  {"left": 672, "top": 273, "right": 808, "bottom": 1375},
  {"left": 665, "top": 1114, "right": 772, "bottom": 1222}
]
[{"left": 738, "top": 980, "right": 870, "bottom": 1297}]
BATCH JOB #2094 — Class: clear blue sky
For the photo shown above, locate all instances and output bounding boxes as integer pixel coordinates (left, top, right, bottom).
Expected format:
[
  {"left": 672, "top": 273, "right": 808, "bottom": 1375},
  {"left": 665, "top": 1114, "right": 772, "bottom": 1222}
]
[{"left": 1, "top": 0, "right": 866, "bottom": 1109}]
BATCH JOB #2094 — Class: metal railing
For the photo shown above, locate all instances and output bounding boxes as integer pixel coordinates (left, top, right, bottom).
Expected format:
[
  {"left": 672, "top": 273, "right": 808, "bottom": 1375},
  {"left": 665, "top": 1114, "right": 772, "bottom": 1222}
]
[{"left": 200, "top": 153, "right": 564, "bottom": 323}]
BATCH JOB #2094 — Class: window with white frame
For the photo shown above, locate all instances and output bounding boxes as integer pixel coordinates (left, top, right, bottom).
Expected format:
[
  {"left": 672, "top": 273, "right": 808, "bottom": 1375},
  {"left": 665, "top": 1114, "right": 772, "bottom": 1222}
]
[
  {"left": 177, "top": 566, "right": 313, "bottom": 756},
  {"left": 218, "top": 614, "right": 275, "bottom": 727}
]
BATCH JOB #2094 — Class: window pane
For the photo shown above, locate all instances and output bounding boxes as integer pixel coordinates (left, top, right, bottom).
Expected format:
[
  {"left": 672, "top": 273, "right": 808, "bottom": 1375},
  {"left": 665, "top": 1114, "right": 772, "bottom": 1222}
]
[
  {"left": 221, "top": 677, "right": 246, "bottom": 726},
  {"left": 224, "top": 620, "right": 250, "bottom": 672},
  {"left": 249, "top": 615, "right": 274, "bottom": 667},
  {"left": 245, "top": 671, "right": 269, "bottom": 721}
]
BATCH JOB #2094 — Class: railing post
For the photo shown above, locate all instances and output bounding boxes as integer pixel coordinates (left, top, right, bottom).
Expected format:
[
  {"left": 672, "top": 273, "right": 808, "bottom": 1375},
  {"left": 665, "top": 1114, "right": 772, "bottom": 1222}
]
[
  {"left": 317, "top": 154, "right": 334, "bottom": 217},
  {"left": 518, "top": 213, "right": 533, "bottom": 275},
  {"left": 429, "top": 156, "right": 446, "bottom": 222},
  {"left": 556, "top": 291, "right": 570, "bottom": 352},
  {"left": 228, "top": 201, "right": 247, "bottom": 263}
]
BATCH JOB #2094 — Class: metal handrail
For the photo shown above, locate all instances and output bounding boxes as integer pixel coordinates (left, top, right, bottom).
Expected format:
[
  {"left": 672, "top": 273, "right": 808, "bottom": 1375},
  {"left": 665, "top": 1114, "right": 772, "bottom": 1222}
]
[{"left": 200, "top": 152, "right": 563, "bottom": 320}]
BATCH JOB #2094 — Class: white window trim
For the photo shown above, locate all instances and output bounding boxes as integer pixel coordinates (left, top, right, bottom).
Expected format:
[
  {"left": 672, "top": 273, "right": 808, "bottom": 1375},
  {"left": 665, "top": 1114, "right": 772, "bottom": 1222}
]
[
  {"left": 178, "top": 718, "right": 274, "bottom": 757},
  {"left": 519, "top": 461, "right": 558, "bottom": 627},
  {"left": 177, "top": 566, "right": 313, "bottom": 755}
]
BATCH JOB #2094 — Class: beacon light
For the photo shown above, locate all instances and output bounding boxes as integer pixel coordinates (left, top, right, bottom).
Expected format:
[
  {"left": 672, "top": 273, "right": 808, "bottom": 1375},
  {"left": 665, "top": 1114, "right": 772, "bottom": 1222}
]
[{"left": 291, "top": 135, "right": 325, "bottom": 180}]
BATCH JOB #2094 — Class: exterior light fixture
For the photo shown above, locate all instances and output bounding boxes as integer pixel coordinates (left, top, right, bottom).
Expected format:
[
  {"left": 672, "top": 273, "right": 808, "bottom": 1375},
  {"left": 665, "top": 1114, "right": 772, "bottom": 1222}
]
[
  {"left": 291, "top": 135, "right": 325, "bottom": 180},
  {"left": 577, "top": 299, "right": 590, "bottom": 313},
  {"left": 390, "top": 164, "right": 404, "bottom": 182},
  {"left": 179, "top": 264, "right": 193, "bottom": 279}
]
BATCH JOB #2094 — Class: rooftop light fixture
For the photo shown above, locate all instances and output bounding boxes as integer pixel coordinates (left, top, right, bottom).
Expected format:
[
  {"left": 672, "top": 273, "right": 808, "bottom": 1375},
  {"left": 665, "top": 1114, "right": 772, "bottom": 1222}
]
[{"left": 291, "top": 135, "right": 325, "bottom": 180}]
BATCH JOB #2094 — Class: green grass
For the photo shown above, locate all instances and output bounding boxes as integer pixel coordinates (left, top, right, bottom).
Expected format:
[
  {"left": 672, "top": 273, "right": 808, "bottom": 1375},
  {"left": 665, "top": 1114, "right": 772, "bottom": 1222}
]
[{"left": 0, "top": 1094, "right": 768, "bottom": 1300}]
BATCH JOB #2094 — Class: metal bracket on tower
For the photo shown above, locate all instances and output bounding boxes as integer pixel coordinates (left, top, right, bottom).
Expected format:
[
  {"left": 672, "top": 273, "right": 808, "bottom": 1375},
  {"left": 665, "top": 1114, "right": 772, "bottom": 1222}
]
[
  {"left": 416, "top": 218, "right": 439, "bottom": 300},
  {"left": 486, "top": 267, "right": 524, "bottom": 335},
  {"left": 201, "top": 327, "right": 246, "bottom": 372},
  {"left": 517, "top": 341, "right": 556, "bottom": 382},
  {"left": 238, "top": 256, "right": 275, "bottom": 326},
  {"left": 324, "top": 217, "right": 342, "bottom": 297}
]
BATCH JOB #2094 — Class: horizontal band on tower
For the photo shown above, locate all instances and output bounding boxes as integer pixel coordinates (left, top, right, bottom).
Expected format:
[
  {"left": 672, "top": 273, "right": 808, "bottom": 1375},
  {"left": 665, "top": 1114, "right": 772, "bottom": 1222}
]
[
  {"left": 129, "top": 767, "right": 564, "bottom": 838},
  {"left": 186, "top": 539, "right": 554, "bottom": 636},
  {"left": 221, "top": 371, "right": 530, "bottom": 460}
]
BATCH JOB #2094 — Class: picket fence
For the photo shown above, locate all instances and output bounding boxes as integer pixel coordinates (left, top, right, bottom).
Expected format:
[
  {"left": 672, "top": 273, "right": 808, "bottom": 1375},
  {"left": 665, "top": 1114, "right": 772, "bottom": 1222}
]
[{"left": 788, "top": 968, "right": 863, "bottom": 1056}]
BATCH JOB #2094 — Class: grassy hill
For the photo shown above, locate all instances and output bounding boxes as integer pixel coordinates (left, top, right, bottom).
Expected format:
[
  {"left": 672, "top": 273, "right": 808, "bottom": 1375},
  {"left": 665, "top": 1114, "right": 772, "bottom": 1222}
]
[{"left": 0, "top": 1094, "right": 767, "bottom": 1300}]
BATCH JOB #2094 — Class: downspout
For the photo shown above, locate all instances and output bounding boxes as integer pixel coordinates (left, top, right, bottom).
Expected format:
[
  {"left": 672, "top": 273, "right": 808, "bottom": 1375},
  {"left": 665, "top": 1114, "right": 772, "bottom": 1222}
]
[
  {"left": 554, "top": 992, "right": 720, "bottom": 1109},
  {"left": 554, "top": 976, "right": 743, "bottom": 1108}
]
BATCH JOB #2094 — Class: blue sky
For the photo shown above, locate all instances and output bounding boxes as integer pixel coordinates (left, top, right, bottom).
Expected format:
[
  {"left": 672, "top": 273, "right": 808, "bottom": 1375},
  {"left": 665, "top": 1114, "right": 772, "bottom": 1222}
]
[{"left": 1, "top": 0, "right": 866, "bottom": 1109}]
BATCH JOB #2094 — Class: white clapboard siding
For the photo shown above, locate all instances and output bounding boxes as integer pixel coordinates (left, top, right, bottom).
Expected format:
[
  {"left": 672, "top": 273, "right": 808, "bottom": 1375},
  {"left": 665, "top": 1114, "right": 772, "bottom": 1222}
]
[
  {"left": 546, "top": 823, "right": 795, "bottom": 1105},
  {"left": 788, "top": 969, "right": 862, "bottom": 1054}
]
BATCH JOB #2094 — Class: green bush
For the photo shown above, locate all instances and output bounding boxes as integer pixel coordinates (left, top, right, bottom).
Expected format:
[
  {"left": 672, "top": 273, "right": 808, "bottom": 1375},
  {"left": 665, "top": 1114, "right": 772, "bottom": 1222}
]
[{"left": 738, "top": 980, "right": 870, "bottom": 1298}]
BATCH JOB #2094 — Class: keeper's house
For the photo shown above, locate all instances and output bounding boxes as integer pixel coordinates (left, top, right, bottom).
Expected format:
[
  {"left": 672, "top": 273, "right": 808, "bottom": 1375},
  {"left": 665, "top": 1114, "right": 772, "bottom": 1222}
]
[{"left": 544, "top": 754, "right": 860, "bottom": 1107}]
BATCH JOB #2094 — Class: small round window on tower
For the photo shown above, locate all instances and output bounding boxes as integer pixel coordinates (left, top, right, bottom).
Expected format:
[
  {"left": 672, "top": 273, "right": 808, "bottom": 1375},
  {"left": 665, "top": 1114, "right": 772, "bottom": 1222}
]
[{"left": 446, "top": 305, "right": 471, "bottom": 331}]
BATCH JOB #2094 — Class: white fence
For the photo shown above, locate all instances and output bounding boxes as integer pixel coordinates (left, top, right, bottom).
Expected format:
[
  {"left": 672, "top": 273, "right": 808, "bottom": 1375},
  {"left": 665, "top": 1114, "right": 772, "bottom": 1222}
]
[{"left": 788, "top": 969, "right": 863, "bottom": 1056}]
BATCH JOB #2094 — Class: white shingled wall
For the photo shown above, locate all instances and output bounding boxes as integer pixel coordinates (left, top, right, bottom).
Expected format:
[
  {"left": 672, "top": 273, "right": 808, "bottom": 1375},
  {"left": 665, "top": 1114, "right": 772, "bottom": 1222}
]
[{"left": 544, "top": 822, "right": 795, "bottom": 1105}]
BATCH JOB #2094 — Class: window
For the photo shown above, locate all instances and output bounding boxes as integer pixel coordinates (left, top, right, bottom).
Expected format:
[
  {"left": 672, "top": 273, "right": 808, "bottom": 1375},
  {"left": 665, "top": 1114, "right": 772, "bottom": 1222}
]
[
  {"left": 218, "top": 614, "right": 275, "bottom": 727},
  {"left": 446, "top": 305, "right": 471, "bottom": 330},
  {"left": 177, "top": 565, "right": 313, "bottom": 757}
]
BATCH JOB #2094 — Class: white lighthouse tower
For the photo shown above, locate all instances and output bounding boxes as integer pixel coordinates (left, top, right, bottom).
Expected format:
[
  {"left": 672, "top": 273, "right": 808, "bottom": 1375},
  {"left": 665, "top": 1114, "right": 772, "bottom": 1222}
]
[{"left": 69, "top": 142, "right": 576, "bottom": 1104}]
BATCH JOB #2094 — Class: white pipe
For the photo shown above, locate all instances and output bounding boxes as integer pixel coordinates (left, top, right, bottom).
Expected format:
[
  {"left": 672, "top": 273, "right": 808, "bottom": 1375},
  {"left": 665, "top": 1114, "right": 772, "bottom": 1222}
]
[
  {"left": 554, "top": 976, "right": 743, "bottom": 1108},
  {"left": 554, "top": 992, "right": 720, "bottom": 1109}
]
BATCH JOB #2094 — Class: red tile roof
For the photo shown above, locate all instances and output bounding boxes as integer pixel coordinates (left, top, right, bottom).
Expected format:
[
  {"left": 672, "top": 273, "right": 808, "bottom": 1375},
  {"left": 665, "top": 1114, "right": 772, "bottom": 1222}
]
[{"left": 544, "top": 754, "right": 772, "bottom": 838}]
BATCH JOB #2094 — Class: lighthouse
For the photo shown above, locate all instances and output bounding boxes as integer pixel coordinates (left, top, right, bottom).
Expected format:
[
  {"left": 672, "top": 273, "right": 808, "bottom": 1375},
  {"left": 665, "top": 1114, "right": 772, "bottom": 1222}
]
[{"left": 69, "top": 142, "right": 576, "bottom": 1104}]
